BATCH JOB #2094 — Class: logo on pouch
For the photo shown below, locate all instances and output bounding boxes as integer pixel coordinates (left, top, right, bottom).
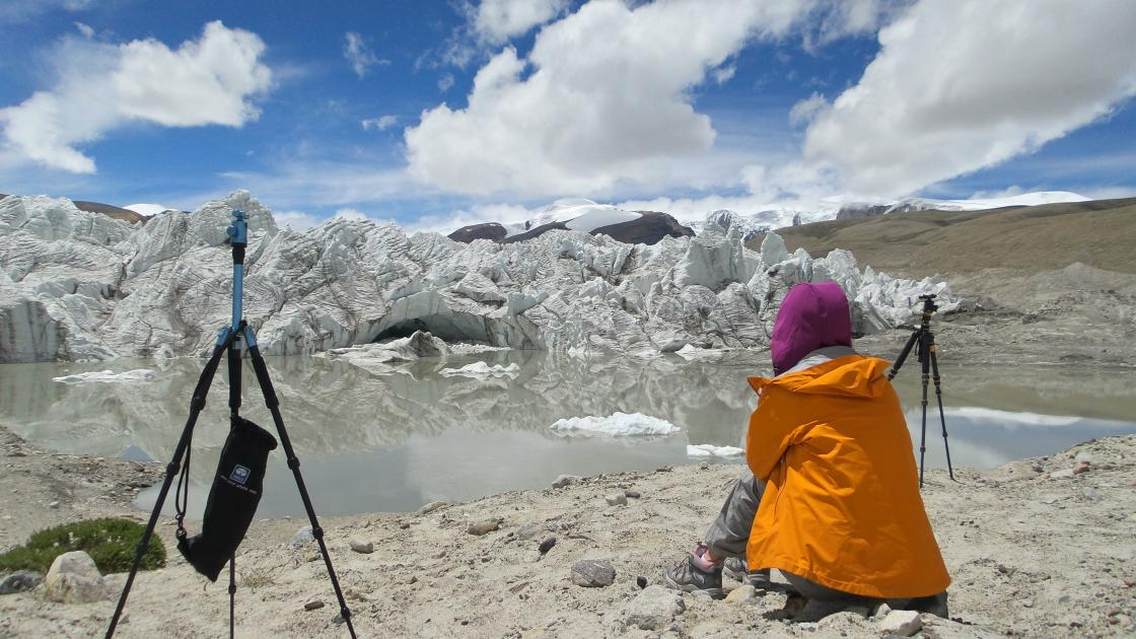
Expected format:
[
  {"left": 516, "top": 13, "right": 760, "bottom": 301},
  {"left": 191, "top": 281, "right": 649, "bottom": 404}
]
[{"left": 230, "top": 464, "right": 251, "bottom": 485}]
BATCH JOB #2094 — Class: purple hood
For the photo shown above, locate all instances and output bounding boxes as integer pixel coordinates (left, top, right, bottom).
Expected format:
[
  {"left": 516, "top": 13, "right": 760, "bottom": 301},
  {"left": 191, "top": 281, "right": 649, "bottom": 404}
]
[{"left": 771, "top": 281, "right": 853, "bottom": 375}]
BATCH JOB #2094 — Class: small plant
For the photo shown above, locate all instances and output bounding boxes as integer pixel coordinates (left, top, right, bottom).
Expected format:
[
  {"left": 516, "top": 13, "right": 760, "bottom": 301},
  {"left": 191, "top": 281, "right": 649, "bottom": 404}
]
[{"left": 0, "top": 517, "right": 165, "bottom": 574}]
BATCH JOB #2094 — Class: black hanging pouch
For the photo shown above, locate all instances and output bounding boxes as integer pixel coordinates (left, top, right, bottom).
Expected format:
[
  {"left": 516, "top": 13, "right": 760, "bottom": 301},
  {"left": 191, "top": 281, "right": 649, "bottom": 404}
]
[{"left": 178, "top": 416, "right": 277, "bottom": 581}]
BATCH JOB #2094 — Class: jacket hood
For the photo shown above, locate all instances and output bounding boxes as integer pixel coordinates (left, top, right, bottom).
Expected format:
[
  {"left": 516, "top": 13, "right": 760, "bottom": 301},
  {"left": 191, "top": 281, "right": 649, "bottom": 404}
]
[
  {"left": 749, "top": 355, "right": 890, "bottom": 400},
  {"left": 770, "top": 282, "right": 853, "bottom": 375}
]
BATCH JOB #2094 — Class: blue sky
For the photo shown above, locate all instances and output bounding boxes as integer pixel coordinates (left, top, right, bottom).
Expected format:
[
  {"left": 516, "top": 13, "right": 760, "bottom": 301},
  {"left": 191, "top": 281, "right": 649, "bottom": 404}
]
[{"left": 0, "top": 0, "right": 1133, "bottom": 230}]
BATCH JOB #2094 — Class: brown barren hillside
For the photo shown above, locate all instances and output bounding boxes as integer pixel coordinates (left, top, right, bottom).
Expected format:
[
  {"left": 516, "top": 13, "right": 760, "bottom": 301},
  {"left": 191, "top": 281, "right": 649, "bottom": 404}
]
[{"left": 753, "top": 197, "right": 1136, "bottom": 278}]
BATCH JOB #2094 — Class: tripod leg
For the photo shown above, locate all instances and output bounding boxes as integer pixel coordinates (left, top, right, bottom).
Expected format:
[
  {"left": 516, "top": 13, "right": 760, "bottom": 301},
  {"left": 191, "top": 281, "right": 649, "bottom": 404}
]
[
  {"left": 918, "top": 331, "right": 931, "bottom": 488},
  {"left": 106, "top": 341, "right": 231, "bottom": 638},
  {"left": 229, "top": 558, "right": 236, "bottom": 639},
  {"left": 245, "top": 342, "right": 358, "bottom": 639},
  {"left": 929, "top": 346, "right": 955, "bottom": 481},
  {"left": 888, "top": 327, "right": 920, "bottom": 380}
]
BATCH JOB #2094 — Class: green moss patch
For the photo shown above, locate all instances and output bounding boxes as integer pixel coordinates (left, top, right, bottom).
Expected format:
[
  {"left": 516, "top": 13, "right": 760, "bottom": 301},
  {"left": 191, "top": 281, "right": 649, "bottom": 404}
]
[{"left": 0, "top": 517, "right": 165, "bottom": 574}]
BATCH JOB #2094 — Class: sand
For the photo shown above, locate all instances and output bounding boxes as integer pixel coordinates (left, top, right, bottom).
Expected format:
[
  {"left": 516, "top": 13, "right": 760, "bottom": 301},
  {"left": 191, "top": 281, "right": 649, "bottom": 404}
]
[{"left": 1, "top": 423, "right": 1133, "bottom": 638}]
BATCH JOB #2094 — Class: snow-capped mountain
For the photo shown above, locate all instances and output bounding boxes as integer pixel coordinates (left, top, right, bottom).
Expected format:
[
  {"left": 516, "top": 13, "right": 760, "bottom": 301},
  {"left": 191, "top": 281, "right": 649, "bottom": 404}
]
[
  {"left": 123, "top": 203, "right": 173, "bottom": 217},
  {"left": 697, "top": 190, "right": 1089, "bottom": 236},
  {"left": 882, "top": 191, "right": 1088, "bottom": 214},
  {"left": 449, "top": 198, "right": 694, "bottom": 245}
]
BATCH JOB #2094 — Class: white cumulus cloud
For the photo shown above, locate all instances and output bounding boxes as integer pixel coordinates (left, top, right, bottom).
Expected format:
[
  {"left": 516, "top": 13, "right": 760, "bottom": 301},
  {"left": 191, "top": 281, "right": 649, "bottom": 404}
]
[
  {"left": 473, "top": 0, "right": 567, "bottom": 43},
  {"left": 406, "top": 0, "right": 832, "bottom": 198},
  {"left": 0, "top": 21, "right": 272, "bottom": 173},
  {"left": 800, "top": 0, "right": 1136, "bottom": 198}
]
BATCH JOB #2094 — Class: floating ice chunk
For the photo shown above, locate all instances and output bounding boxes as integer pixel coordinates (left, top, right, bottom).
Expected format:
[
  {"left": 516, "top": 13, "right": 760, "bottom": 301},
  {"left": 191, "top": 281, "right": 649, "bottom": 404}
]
[
  {"left": 439, "top": 361, "right": 521, "bottom": 379},
  {"left": 687, "top": 444, "right": 744, "bottom": 457},
  {"left": 674, "top": 344, "right": 728, "bottom": 360},
  {"left": 549, "top": 412, "right": 680, "bottom": 437},
  {"left": 53, "top": 369, "right": 157, "bottom": 384},
  {"left": 447, "top": 343, "right": 511, "bottom": 355}
]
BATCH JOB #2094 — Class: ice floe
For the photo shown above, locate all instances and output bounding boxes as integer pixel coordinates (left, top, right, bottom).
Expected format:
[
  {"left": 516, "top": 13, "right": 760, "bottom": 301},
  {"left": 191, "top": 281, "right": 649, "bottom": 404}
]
[
  {"left": 549, "top": 412, "right": 680, "bottom": 437},
  {"left": 686, "top": 444, "right": 745, "bottom": 457},
  {"left": 53, "top": 369, "right": 157, "bottom": 384}
]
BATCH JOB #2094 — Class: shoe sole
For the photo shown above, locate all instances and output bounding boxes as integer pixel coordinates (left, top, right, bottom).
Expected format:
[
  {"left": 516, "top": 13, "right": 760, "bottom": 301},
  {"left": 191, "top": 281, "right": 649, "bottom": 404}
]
[{"left": 663, "top": 574, "right": 724, "bottom": 599}]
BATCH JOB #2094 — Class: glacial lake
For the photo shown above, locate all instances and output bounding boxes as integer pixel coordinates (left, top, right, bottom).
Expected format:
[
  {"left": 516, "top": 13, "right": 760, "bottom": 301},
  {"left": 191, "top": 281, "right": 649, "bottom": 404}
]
[{"left": 2, "top": 350, "right": 1134, "bottom": 518}]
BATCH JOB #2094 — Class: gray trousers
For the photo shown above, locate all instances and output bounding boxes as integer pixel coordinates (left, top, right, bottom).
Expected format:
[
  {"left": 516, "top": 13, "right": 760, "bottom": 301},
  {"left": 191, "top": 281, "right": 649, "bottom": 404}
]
[{"left": 703, "top": 469, "right": 863, "bottom": 603}]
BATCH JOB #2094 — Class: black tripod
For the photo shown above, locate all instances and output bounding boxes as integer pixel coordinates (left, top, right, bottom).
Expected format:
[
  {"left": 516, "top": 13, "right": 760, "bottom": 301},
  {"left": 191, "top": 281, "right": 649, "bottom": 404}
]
[
  {"left": 105, "top": 210, "right": 356, "bottom": 638},
  {"left": 887, "top": 294, "right": 955, "bottom": 487}
]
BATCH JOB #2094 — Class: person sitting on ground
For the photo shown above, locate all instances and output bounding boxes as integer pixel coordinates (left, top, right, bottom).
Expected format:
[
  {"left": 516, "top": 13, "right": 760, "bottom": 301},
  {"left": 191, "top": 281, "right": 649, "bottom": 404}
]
[{"left": 665, "top": 281, "right": 950, "bottom": 618}]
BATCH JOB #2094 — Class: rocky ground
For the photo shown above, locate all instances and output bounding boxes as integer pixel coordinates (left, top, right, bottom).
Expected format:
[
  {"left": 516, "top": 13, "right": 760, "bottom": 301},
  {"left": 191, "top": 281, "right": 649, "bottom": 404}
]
[
  {"left": 1, "top": 422, "right": 1133, "bottom": 638},
  {"left": 0, "top": 425, "right": 162, "bottom": 552},
  {"left": 858, "top": 264, "right": 1136, "bottom": 369}
]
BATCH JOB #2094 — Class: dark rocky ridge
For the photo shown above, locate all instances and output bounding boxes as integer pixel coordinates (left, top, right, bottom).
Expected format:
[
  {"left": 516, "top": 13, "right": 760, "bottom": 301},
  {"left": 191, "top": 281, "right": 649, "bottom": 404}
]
[
  {"left": 1, "top": 193, "right": 148, "bottom": 224},
  {"left": 447, "top": 222, "right": 507, "bottom": 243},
  {"left": 449, "top": 211, "right": 694, "bottom": 246},
  {"left": 72, "top": 200, "right": 148, "bottom": 224}
]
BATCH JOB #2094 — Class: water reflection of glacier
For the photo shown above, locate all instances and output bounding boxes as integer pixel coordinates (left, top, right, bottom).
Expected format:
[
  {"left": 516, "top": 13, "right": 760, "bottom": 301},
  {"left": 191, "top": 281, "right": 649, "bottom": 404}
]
[{"left": 1, "top": 353, "right": 1133, "bottom": 516}]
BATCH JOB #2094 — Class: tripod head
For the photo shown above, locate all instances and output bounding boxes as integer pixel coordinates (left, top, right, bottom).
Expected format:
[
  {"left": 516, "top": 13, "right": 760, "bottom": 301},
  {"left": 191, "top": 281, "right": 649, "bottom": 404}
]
[{"left": 915, "top": 294, "right": 939, "bottom": 334}]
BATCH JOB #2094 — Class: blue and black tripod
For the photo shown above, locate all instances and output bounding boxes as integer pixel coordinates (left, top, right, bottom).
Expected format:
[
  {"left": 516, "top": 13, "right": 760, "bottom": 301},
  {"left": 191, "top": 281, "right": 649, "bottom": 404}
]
[{"left": 105, "top": 210, "right": 356, "bottom": 638}]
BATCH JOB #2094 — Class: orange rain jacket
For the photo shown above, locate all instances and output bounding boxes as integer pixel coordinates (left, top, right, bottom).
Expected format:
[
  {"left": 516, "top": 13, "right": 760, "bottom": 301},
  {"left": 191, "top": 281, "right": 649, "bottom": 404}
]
[{"left": 745, "top": 354, "right": 950, "bottom": 598}]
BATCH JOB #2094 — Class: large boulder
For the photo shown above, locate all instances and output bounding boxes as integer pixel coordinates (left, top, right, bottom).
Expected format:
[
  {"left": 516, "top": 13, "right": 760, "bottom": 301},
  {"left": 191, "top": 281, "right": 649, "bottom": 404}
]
[{"left": 43, "top": 551, "right": 107, "bottom": 603}]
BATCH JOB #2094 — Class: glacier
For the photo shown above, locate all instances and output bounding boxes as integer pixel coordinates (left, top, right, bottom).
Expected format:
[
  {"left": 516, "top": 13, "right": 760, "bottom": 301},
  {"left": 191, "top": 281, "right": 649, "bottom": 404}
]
[{"left": 0, "top": 191, "right": 957, "bottom": 363}]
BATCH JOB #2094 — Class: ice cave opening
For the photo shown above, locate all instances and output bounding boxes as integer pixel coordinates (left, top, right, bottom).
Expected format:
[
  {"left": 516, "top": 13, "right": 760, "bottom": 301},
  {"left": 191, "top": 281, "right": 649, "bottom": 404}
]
[{"left": 371, "top": 314, "right": 496, "bottom": 344}]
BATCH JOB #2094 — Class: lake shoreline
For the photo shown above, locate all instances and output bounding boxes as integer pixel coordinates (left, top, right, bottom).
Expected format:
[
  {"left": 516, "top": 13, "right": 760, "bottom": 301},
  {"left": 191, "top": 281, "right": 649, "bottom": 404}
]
[{"left": 1, "top": 422, "right": 1133, "bottom": 637}]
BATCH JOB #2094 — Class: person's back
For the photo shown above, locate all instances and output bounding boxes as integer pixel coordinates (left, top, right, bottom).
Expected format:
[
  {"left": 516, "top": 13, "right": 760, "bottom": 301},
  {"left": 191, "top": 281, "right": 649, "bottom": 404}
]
[
  {"left": 665, "top": 280, "right": 949, "bottom": 616},
  {"left": 745, "top": 352, "right": 950, "bottom": 598}
]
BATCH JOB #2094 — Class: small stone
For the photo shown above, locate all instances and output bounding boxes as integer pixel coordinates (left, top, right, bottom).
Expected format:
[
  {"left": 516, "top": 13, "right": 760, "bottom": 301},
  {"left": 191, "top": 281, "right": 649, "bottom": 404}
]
[
  {"left": 1049, "top": 468, "right": 1075, "bottom": 479},
  {"left": 418, "top": 501, "right": 447, "bottom": 515},
  {"left": 571, "top": 560, "right": 615, "bottom": 587},
  {"left": 655, "top": 466, "right": 672, "bottom": 473},
  {"left": 290, "top": 526, "right": 314, "bottom": 547},
  {"left": 538, "top": 537, "right": 556, "bottom": 555},
  {"left": 467, "top": 518, "right": 502, "bottom": 536},
  {"left": 605, "top": 493, "right": 628, "bottom": 506},
  {"left": 0, "top": 571, "right": 42, "bottom": 595},
  {"left": 1072, "top": 461, "right": 1091, "bottom": 475},
  {"left": 1083, "top": 487, "right": 1100, "bottom": 501},
  {"left": 44, "top": 551, "right": 107, "bottom": 603},
  {"left": 624, "top": 490, "right": 641, "bottom": 499},
  {"left": 551, "top": 475, "right": 581, "bottom": 489},
  {"left": 636, "top": 576, "right": 648, "bottom": 589},
  {"left": 48, "top": 501, "right": 60, "bottom": 509},
  {"left": 623, "top": 585, "right": 684, "bottom": 630},
  {"left": 399, "top": 522, "right": 410, "bottom": 530},
  {"left": 349, "top": 539, "right": 373, "bottom": 554},
  {"left": 1022, "top": 599, "right": 1034, "bottom": 608},
  {"left": 873, "top": 603, "right": 893, "bottom": 619},
  {"left": 878, "top": 610, "right": 922, "bottom": 636},
  {"left": 304, "top": 600, "right": 324, "bottom": 611},
  {"left": 725, "top": 584, "right": 755, "bottom": 603}
]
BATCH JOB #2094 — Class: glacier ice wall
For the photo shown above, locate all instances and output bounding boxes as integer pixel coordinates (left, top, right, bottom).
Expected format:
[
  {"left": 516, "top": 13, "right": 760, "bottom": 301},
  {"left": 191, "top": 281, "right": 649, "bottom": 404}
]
[{"left": 0, "top": 191, "right": 956, "bottom": 362}]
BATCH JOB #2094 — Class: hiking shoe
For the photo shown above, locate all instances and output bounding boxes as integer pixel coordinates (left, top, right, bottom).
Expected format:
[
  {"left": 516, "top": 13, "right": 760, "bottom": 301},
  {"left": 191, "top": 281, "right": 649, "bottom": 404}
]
[
  {"left": 664, "top": 544, "right": 724, "bottom": 598},
  {"left": 723, "top": 557, "right": 779, "bottom": 592},
  {"left": 721, "top": 556, "right": 748, "bottom": 584}
]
